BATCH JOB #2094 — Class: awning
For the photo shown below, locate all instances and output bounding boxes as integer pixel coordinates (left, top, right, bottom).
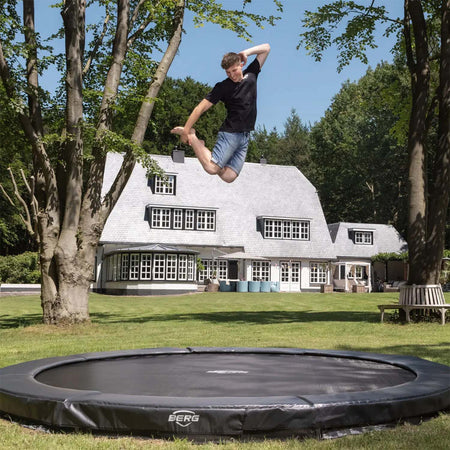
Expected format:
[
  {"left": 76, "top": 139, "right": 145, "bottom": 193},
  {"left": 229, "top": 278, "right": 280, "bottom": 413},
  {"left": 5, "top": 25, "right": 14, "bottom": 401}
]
[{"left": 218, "top": 252, "right": 269, "bottom": 260}]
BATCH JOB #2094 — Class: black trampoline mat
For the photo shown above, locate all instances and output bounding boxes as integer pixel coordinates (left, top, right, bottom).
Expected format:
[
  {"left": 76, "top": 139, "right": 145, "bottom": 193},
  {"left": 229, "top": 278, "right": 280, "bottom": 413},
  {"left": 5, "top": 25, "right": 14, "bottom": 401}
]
[{"left": 35, "top": 353, "right": 416, "bottom": 397}]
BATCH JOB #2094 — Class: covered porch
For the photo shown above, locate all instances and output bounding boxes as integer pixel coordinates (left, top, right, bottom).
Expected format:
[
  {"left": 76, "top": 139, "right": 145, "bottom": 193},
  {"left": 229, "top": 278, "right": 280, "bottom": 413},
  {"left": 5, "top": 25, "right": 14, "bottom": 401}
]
[{"left": 331, "top": 261, "right": 372, "bottom": 293}]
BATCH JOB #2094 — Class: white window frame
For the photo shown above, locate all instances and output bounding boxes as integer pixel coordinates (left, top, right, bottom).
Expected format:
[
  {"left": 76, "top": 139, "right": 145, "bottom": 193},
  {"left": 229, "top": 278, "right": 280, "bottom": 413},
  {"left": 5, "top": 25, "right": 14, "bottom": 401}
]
[
  {"left": 173, "top": 209, "right": 183, "bottom": 229},
  {"left": 197, "top": 210, "right": 216, "bottom": 231},
  {"left": 166, "top": 254, "right": 178, "bottom": 280},
  {"left": 185, "top": 210, "right": 195, "bottom": 230},
  {"left": 310, "top": 262, "right": 327, "bottom": 284},
  {"left": 178, "top": 254, "right": 188, "bottom": 281},
  {"left": 354, "top": 231, "right": 373, "bottom": 245},
  {"left": 264, "top": 218, "right": 309, "bottom": 241},
  {"left": 129, "top": 254, "right": 140, "bottom": 280},
  {"left": 252, "top": 261, "right": 270, "bottom": 281},
  {"left": 154, "top": 175, "right": 175, "bottom": 195},
  {"left": 187, "top": 255, "right": 195, "bottom": 281},
  {"left": 140, "top": 254, "right": 152, "bottom": 280},
  {"left": 121, "top": 253, "right": 129, "bottom": 280},
  {"left": 153, "top": 253, "right": 166, "bottom": 280},
  {"left": 151, "top": 208, "right": 171, "bottom": 229}
]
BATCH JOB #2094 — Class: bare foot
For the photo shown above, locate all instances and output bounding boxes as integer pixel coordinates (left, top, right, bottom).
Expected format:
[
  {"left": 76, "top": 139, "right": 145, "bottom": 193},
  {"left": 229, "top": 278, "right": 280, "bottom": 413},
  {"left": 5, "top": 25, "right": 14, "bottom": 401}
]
[
  {"left": 171, "top": 127, "right": 199, "bottom": 145},
  {"left": 171, "top": 126, "right": 196, "bottom": 135}
]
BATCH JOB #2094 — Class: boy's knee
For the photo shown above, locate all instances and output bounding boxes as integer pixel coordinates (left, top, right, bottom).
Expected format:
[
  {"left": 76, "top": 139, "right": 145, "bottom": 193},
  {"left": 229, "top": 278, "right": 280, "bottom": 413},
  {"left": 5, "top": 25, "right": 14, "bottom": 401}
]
[{"left": 204, "top": 163, "right": 221, "bottom": 175}]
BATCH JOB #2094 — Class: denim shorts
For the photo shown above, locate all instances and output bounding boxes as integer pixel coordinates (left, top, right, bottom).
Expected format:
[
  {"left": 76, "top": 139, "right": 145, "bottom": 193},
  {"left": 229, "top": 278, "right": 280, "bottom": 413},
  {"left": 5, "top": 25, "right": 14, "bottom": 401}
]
[{"left": 211, "top": 131, "right": 250, "bottom": 175}]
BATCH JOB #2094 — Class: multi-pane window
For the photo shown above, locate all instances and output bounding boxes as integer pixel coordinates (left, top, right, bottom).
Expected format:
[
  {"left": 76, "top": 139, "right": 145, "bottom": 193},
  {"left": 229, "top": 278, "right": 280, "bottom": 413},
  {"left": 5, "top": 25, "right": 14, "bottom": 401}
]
[
  {"left": 354, "top": 231, "right": 373, "bottom": 245},
  {"left": 151, "top": 208, "right": 171, "bottom": 228},
  {"left": 173, "top": 209, "right": 183, "bottom": 229},
  {"left": 252, "top": 261, "right": 270, "bottom": 281},
  {"left": 187, "top": 255, "right": 195, "bottom": 281},
  {"left": 121, "top": 254, "right": 129, "bottom": 280},
  {"left": 185, "top": 210, "right": 195, "bottom": 229},
  {"left": 150, "top": 207, "right": 215, "bottom": 231},
  {"left": 264, "top": 220, "right": 282, "bottom": 238},
  {"left": 263, "top": 218, "right": 309, "bottom": 240},
  {"left": 197, "top": 210, "right": 215, "bottom": 231},
  {"left": 198, "top": 259, "right": 228, "bottom": 281},
  {"left": 283, "top": 221, "right": 291, "bottom": 239},
  {"left": 140, "top": 254, "right": 152, "bottom": 280},
  {"left": 106, "top": 252, "right": 196, "bottom": 282},
  {"left": 166, "top": 254, "right": 178, "bottom": 280},
  {"left": 153, "top": 254, "right": 166, "bottom": 280},
  {"left": 291, "top": 262, "right": 301, "bottom": 283},
  {"left": 310, "top": 262, "right": 327, "bottom": 284},
  {"left": 178, "top": 255, "right": 188, "bottom": 280},
  {"left": 130, "top": 254, "right": 140, "bottom": 280},
  {"left": 154, "top": 175, "right": 175, "bottom": 195}
]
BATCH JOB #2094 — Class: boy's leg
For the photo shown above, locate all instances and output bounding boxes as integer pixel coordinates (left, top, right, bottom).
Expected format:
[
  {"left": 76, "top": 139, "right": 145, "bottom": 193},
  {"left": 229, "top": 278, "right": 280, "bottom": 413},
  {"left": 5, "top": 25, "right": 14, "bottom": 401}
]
[
  {"left": 171, "top": 127, "right": 221, "bottom": 175},
  {"left": 218, "top": 167, "right": 238, "bottom": 183}
]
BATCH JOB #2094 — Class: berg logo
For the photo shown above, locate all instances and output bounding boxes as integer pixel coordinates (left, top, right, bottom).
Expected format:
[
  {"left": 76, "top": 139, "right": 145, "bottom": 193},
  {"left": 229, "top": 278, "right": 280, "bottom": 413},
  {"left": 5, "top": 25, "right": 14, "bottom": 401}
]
[{"left": 168, "top": 410, "right": 200, "bottom": 427}]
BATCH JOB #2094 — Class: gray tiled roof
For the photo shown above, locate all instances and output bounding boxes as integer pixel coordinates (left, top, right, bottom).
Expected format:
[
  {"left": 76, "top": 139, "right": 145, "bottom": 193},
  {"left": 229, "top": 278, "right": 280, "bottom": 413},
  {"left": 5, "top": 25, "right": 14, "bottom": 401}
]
[
  {"left": 100, "top": 152, "right": 336, "bottom": 259},
  {"left": 328, "top": 222, "right": 407, "bottom": 258}
]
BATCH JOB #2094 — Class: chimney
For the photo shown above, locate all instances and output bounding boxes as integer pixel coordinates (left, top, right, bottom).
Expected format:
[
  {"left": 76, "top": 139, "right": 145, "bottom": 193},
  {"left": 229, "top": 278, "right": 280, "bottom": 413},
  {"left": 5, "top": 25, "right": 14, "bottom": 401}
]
[
  {"left": 260, "top": 155, "right": 267, "bottom": 165},
  {"left": 172, "top": 147, "right": 185, "bottom": 163}
]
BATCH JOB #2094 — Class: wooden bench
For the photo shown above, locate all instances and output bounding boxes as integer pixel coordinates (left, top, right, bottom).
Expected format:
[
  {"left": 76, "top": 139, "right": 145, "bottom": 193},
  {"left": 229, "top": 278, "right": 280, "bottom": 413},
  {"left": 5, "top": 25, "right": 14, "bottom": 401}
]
[{"left": 378, "top": 284, "right": 450, "bottom": 325}]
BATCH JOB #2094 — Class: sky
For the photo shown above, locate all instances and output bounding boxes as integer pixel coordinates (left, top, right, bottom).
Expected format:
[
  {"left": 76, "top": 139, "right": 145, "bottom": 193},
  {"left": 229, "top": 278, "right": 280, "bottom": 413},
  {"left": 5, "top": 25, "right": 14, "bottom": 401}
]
[{"left": 36, "top": 0, "right": 405, "bottom": 132}]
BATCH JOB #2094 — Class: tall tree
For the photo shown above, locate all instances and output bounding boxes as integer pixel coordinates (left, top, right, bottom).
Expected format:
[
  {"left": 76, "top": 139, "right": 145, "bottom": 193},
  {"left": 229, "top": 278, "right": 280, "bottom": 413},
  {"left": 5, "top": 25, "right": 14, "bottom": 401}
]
[
  {"left": 0, "top": 0, "right": 281, "bottom": 324},
  {"left": 300, "top": 0, "right": 450, "bottom": 286},
  {"left": 309, "top": 62, "right": 409, "bottom": 232}
]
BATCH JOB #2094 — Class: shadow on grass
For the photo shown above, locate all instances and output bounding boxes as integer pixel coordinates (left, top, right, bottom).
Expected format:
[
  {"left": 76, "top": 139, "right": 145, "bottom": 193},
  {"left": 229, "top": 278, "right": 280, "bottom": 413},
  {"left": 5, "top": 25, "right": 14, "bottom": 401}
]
[
  {"left": 0, "top": 314, "right": 42, "bottom": 329},
  {"left": 90, "top": 309, "right": 380, "bottom": 325}
]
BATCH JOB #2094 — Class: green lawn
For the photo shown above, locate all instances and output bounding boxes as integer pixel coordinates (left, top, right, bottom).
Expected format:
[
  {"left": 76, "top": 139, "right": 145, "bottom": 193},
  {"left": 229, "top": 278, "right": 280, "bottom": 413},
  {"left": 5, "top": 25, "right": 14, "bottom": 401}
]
[{"left": 1, "top": 292, "right": 449, "bottom": 449}]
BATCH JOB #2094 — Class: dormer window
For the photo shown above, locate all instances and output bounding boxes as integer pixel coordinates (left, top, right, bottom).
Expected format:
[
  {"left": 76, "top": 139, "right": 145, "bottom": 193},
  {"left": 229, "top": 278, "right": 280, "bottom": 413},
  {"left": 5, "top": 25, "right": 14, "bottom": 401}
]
[
  {"left": 148, "top": 206, "right": 216, "bottom": 231},
  {"left": 259, "top": 217, "right": 310, "bottom": 240},
  {"left": 153, "top": 175, "right": 176, "bottom": 195},
  {"left": 354, "top": 230, "right": 373, "bottom": 245}
]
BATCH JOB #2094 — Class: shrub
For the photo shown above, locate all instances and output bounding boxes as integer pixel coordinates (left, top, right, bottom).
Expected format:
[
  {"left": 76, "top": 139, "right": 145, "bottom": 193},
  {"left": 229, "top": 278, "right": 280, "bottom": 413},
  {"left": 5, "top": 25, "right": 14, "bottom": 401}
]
[{"left": 0, "top": 252, "right": 41, "bottom": 283}]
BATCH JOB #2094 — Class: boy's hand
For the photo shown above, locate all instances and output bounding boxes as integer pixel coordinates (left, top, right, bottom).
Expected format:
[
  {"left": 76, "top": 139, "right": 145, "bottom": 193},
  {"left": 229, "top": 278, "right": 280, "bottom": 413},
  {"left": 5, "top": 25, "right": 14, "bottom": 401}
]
[{"left": 238, "top": 51, "right": 247, "bottom": 66}]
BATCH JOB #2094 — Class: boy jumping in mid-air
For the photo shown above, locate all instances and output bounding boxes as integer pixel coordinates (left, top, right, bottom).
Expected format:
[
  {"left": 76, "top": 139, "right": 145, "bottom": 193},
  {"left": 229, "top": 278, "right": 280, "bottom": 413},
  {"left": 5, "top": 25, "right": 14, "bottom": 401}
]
[{"left": 171, "top": 43, "right": 270, "bottom": 183}]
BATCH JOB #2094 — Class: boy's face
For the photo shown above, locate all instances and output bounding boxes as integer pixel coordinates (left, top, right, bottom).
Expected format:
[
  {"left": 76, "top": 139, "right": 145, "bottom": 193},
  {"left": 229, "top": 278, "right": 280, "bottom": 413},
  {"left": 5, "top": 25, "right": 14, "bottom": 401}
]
[{"left": 225, "top": 62, "right": 244, "bottom": 82}]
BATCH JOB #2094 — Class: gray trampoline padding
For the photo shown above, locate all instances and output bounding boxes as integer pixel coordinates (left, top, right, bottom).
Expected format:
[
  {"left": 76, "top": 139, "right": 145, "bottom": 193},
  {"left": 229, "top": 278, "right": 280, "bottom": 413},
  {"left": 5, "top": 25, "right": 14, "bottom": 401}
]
[{"left": 0, "top": 347, "right": 449, "bottom": 440}]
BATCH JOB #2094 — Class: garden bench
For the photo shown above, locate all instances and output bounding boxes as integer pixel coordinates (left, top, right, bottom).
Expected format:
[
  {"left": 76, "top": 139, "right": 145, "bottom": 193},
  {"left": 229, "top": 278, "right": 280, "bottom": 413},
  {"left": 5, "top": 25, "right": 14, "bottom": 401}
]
[{"left": 378, "top": 284, "right": 450, "bottom": 325}]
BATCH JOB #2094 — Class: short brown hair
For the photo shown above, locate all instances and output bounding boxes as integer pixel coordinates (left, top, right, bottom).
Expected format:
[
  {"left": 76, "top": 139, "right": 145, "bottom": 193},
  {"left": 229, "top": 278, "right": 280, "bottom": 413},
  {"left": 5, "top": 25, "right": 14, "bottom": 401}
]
[{"left": 221, "top": 52, "right": 241, "bottom": 70}]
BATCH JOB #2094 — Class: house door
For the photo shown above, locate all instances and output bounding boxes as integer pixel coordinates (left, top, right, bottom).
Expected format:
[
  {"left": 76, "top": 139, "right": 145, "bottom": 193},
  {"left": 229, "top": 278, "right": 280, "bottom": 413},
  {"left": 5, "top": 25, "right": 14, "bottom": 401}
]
[
  {"left": 280, "top": 261, "right": 301, "bottom": 292},
  {"left": 228, "top": 260, "right": 238, "bottom": 279}
]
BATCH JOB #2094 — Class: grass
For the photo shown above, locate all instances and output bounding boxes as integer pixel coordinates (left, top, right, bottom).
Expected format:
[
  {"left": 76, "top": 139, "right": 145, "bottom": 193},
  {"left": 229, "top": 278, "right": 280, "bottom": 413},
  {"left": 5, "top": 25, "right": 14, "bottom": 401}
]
[{"left": 1, "top": 291, "right": 449, "bottom": 449}]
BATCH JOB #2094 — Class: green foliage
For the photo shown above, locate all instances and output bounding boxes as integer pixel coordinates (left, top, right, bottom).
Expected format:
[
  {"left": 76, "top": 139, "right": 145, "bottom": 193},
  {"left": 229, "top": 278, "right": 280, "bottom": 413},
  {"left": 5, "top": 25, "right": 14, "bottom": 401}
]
[
  {"left": 371, "top": 252, "right": 408, "bottom": 263},
  {"left": 248, "top": 110, "right": 311, "bottom": 176},
  {"left": 308, "top": 62, "right": 409, "bottom": 233},
  {"left": 299, "top": 1, "right": 400, "bottom": 72},
  {"left": 0, "top": 85, "right": 35, "bottom": 255},
  {"left": 114, "top": 76, "right": 226, "bottom": 156},
  {"left": 0, "top": 251, "right": 40, "bottom": 283}
]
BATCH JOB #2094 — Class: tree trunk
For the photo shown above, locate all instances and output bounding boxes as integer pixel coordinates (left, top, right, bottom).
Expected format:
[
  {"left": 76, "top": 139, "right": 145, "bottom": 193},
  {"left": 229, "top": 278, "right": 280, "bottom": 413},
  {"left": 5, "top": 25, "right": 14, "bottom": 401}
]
[
  {"left": 404, "top": 0, "right": 430, "bottom": 284},
  {"left": 424, "top": 1, "right": 450, "bottom": 284}
]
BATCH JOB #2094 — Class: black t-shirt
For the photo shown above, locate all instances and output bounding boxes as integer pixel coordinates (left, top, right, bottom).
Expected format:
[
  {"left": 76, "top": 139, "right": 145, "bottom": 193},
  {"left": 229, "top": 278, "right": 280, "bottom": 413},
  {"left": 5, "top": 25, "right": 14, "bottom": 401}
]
[{"left": 205, "top": 58, "right": 261, "bottom": 132}]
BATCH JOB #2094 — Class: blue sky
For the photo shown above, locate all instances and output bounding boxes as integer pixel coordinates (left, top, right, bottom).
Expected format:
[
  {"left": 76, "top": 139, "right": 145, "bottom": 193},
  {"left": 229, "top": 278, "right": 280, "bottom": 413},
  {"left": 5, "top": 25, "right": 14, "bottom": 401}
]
[{"left": 36, "top": 0, "right": 404, "bottom": 132}]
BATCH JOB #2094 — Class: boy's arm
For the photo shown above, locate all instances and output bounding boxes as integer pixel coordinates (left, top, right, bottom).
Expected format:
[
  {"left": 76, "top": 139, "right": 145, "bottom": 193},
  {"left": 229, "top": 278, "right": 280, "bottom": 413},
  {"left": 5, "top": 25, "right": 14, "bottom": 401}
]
[
  {"left": 239, "top": 43, "right": 271, "bottom": 68},
  {"left": 181, "top": 98, "right": 213, "bottom": 144}
]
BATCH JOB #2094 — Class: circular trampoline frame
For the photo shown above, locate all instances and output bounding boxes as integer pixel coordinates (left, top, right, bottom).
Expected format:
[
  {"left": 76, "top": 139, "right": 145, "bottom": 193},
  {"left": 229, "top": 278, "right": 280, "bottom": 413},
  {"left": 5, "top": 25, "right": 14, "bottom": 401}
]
[{"left": 0, "top": 347, "right": 449, "bottom": 440}]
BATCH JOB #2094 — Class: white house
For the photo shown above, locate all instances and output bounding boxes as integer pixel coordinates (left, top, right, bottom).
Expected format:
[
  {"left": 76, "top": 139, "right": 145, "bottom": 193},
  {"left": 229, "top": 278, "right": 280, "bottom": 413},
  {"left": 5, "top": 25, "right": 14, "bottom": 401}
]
[
  {"left": 94, "top": 151, "right": 407, "bottom": 295},
  {"left": 328, "top": 222, "right": 408, "bottom": 292}
]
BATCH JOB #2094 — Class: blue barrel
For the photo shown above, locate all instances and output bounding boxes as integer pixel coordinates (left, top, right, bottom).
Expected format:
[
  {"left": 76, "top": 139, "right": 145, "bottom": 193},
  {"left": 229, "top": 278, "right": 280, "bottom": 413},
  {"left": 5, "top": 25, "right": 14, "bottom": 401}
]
[
  {"left": 237, "top": 281, "right": 248, "bottom": 292},
  {"left": 248, "top": 281, "right": 261, "bottom": 292},
  {"left": 270, "top": 281, "right": 280, "bottom": 292},
  {"left": 219, "top": 281, "right": 232, "bottom": 292},
  {"left": 260, "top": 281, "right": 271, "bottom": 293},
  {"left": 230, "top": 281, "right": 237, "bottom": 292}
]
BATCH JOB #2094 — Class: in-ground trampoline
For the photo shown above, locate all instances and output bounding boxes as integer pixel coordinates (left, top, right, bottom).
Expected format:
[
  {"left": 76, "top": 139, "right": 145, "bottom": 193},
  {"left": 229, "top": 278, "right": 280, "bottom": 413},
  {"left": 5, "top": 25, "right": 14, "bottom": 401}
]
[{"left": 0, "top": 347, "right": 449, "bottom": 440}]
